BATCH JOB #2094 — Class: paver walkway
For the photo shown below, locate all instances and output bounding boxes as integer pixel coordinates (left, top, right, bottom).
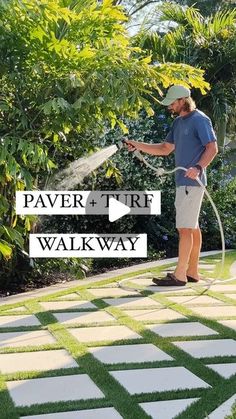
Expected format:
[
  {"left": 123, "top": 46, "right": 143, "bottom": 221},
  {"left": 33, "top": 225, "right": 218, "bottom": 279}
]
[{"left": 0, "top": 251, "right": 236, "bottom": 419}]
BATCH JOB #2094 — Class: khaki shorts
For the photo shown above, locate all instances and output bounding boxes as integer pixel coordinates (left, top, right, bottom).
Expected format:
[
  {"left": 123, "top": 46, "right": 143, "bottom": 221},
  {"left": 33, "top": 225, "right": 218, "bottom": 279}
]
[{"left": 175, "top": 186, "right": 205, "bottom": 229}]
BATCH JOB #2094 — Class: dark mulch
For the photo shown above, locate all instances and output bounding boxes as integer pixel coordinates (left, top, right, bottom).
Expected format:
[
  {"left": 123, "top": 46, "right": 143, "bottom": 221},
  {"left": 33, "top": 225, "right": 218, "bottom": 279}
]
[{"left": 0, "top": 272, "right": 76, "bottom": 298}]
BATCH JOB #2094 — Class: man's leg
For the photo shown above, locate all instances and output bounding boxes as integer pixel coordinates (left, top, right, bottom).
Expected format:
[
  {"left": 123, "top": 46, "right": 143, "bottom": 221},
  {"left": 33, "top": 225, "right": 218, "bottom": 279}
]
[
  {"left": 186, "top": 227, "right": 202, "bottom": 281},
  {"left": 174, "top": 228, "right": 193, "bottom": 282},
  {"left": 154, "top": 186, "right": 204, "bottom": 286}
]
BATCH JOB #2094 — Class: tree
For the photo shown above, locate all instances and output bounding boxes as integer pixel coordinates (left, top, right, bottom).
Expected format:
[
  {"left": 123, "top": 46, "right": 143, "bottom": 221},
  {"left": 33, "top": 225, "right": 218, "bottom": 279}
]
[
  {"left": 175, "top": 0, "right": 236, "bottom": 17},
  {"left": 0, "top": 0, "right": 208, "bottom": 281},
  {"left": 135, "top": 2, "right": 236, "bottom": 148},
  {"left": 114, "top": 0, "right": 236, "bottom": 18}
]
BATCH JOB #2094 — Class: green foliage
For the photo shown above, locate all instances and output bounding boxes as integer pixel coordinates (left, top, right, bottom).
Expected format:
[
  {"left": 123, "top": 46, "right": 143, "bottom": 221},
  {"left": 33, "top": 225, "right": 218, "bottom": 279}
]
[
  {"left": 174, "top": 0, "right": 236, "bottom": 17},
  {"left": 33, "top": 257, "right": 92, "bottom": 279},
  {"left": 226, "top": 401, "right": 236, "bottom": 418},
  {"left": 42, "top": 109, "right": 177, "bottom": 271},
  {"left": 45, "top": 111, "right": 236, "bottom": 273},
  {"left": 201, "top": 151, "right": 236, "bottom": 250},
  {"left": 136, "top": 3, "right": 236, "bottom": 147},
  {"left": 0, "top": 0, "right": 210, "bottom": 288},
  {"left": 0, "top": 137, "right": 49, "bottom": 263},
  {"left": 114, "top": 0, "right": 236, "bottom": 19}
]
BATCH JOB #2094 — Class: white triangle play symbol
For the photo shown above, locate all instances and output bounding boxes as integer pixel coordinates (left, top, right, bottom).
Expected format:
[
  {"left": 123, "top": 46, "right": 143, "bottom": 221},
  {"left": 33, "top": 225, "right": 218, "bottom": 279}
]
[{"left": 108, "top": 197, "right": 130, "bottom": 222}]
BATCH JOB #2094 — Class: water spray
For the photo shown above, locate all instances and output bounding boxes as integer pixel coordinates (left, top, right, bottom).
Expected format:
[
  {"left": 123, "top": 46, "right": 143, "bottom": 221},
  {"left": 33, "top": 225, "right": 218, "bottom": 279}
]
[{"left": 47, "top": 144, "right": 121, "bottom": 190}]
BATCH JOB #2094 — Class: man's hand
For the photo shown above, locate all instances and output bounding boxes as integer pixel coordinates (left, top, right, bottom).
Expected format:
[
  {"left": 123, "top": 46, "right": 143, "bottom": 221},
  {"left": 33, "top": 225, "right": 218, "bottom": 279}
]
[
  {"left": 123, "top": 139, "right": 138, "bottom": 152},
  {"left": 184, "top": 167, "right": 201, "bottom": 180},
  {"left": 123, "top": 139, "right": 174, "bottom": 156}
]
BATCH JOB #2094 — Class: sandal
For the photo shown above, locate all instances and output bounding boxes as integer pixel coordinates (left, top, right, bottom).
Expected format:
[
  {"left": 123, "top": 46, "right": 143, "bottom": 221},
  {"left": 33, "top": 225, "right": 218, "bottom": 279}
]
[
  {"left": 187, "top": 275, "right": 200, "bottom": 283},
  {"left": 152, "top": 273, "right": 186, "bottom": 286},
  {"left": 164, "top": 272, "right": 200, "bottom": 283}
]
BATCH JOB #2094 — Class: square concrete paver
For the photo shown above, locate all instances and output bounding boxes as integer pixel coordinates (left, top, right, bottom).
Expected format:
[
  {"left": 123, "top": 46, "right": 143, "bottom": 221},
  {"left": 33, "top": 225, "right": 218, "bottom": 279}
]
[
  {"left": 89, "top": 343, "right": 173, "bottom": 364},
  {"left": 147, "top": 322, "right": 218, "bottom": 337},
  {"left": 7, "top": 374, "right": 104, "bottom": 406},
  {"left": 198, "top": 264, "right": 216, "bottom": 270},
  {"left": 69, "top": 325, "right": 141, "bottom": 343},
  {"left": 0, "top": 315, "right": 41, "bottom": 328},
  {"left": 190, "top": 305, "right": 236, "bottom": 318},
  {"left": 123, "top": 308, "right": 186, "bottom": 322},
  {"left": 53, "top": 311, "right": 115, "bottom": 325},
  {"left": 140, "top": 398, "right": 199, "bottom": 419},
  {"left": 167, "top": 295, "right": 224, "bottom": 305},
  {"left": 110, "top": 366, "right": 210, "bottom": 394},
  {"left": 20, "top": 407, "right": 122, "bottom": 419},
  {"left": 207, "top": 363, "right": 236, "bottom": 378},
  {"left": 3, "top": 307, "right": 28, "bottom": 313},
  {"left": 103, "top": 297, "right": 161, "bottom": 309},
  {"left": 224, "top": 293, "right": 236, "bottom": 300},
  {"left": 130, "top": 277, "right": 157, "bottom": 286},
  {"left": 56, "top": 293, "right": 80, "bottom": 300},
  {"left": 40, "top": 301, "right": 96, "bottom": 310},
  {"left": 173, "top": 339, "right": 236, "bottom": 358},
  {"left": 130, "top": 277, "right": 198, "bottom": 293},
  {"left": 0, "top": 330, "right": 56, "bottom": 348},
  {"left": 88, "top": 288, "right": 140, "bottom": 297},
  {"left": 0, "top": 349, "right": 77, "bottom": 374},
  {"left": 207, "top": 394, "right": 236, "bottom": 419},
  {"left": 148, "top": 284, "right": 198, "bottom": 293},
  {"left": 218, "top": 320, "right": 236, "bottom": 330},
  {"left": 208, "top": 285, "right": 236, "bottom": 293}
]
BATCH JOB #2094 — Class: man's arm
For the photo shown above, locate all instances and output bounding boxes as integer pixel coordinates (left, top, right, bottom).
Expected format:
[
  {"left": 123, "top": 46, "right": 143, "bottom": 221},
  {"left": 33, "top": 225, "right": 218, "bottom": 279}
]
[
  {"left": 185, "top": 142, "right": 218, "bottom": 180},
  {"left": 124, "top": 139, "right": 175, "bottom": 156},
  {"left": 197, "top": 141, "right": 218, "bottom": 168}
]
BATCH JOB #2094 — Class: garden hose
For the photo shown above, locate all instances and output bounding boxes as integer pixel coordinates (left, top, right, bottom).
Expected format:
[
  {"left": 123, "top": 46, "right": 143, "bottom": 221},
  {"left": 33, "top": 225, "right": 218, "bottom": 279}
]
[{"left": 118, "top": 148, "right": 236, "bottom": 291}]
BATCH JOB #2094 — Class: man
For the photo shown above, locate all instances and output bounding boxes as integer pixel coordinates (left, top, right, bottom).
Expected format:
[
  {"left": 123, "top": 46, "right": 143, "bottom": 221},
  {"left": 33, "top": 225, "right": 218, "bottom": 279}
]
[{"left": 125, "top": 85, "right": 218, "bottom": 286}]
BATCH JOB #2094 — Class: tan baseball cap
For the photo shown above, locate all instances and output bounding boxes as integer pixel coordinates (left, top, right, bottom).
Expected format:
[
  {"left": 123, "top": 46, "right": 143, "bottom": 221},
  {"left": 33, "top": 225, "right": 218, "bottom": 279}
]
[{"left": 160, "top": 85, "right": 191, "bottom": 106}]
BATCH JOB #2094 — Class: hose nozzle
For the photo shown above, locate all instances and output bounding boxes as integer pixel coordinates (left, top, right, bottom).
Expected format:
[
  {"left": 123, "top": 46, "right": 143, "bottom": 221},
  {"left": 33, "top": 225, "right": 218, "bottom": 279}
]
[{"left": 117, "top": 141, "right": 124, "bottom": 149}]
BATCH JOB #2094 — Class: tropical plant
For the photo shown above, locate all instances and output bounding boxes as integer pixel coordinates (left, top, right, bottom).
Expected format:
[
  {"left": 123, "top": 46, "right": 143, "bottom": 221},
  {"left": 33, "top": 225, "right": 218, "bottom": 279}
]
[
  {"left": 115, "top": 0, "right": 236, "bottom": 18},
  {"left": 135, "top": 2, "right": 236, "bottom": 148},
  {"left": 0, "top": 0, "right": 209, "bottom": 270},
  {"left": 41, "top": 107, "right": 177, "bottom": 270},
  {"left": 175, "top": 0, "right": 236, "bottom": 17},
  {"left": 46, "top": 107, "right": 236, "bottom": 274}
]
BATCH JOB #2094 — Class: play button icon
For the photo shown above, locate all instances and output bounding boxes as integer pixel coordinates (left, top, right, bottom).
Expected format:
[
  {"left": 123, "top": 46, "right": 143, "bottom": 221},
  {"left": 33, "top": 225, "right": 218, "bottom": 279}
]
[{"left": 109, "top": 198, "right": 130, "bottom": 222}]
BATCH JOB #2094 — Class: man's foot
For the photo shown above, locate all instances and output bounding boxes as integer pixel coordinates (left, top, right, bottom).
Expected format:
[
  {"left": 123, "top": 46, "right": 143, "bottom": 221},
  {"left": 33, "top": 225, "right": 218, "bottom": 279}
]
[
  {"left": 187, "top": 275, "right": 200, "bottom": 283},
  {"left": 152, "top": 273, "right": 187, "bottom": 287},
  {"left": 186, "top": 271, "right": 200, "bottom": 283},
  {"left": 173, "top": 268, "right": 188, "bottom": 283}
]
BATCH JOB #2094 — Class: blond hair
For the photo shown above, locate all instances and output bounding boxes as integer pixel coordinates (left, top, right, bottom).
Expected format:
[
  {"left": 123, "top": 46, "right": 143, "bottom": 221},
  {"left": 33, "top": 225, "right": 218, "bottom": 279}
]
[{"left": 182, "top": 97, "right": 196, "bottom": 112}]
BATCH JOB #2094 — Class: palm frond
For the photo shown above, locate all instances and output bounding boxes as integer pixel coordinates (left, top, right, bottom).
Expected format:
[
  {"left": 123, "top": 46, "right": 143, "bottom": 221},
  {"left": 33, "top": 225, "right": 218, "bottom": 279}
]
[
  {"left": 138, "top": 32, "right": 162, "bottom": 58},
  {"left": 205, "top": 8, "right": 236, "bottom": 39},
  {"left": 185, "top": 6, "right": 205, "bottom": 33},
  {"left": 212, "top": 8, "right": 236, "bottom": 31},
  {"left": 160, "top": 2, "right": 187, "bottom": 25},
  {"left": 162, "top": 26, "right": 186, "bottom": 60}
]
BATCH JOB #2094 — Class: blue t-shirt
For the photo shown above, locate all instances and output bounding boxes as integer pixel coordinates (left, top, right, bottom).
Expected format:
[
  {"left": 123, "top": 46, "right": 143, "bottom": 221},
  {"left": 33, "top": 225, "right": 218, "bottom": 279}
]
[{"left": 166, "top": 109, "right": 217, "bottom": 186}]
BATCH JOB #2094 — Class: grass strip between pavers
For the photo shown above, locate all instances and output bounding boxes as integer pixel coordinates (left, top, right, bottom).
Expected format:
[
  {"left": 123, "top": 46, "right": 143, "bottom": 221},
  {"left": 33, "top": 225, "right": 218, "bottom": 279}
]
[
  {"left": 176, "top": 375, "right": 236, "bottom": 419},
  {"left": 17, "top": 300, "right": 151, "bottom": 419},
  {"left": 0, "top": 375, "right": 19, "bottom": 419},
  {"left": 0, "top": 251, "right": 235, "bottom": 419}
]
